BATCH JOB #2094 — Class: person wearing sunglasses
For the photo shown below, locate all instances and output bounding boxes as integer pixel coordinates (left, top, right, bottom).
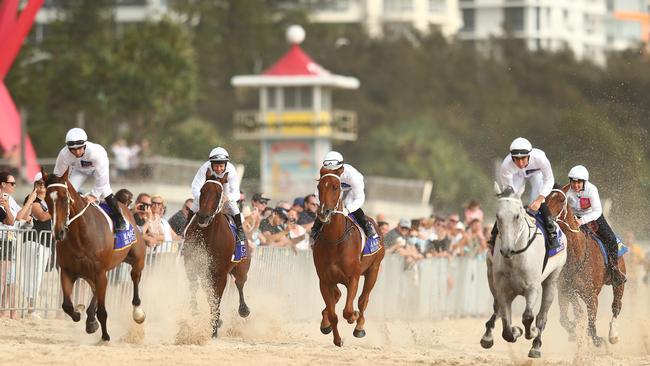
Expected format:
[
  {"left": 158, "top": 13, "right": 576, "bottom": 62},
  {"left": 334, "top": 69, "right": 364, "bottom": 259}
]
[
  {"left": 0, "top": 171, "right": 21, "bottom": 219},
  {"left": 53, "top": 128, "right": 126, "bottom": 232},
  {"left": 488, "top": 137, "right": 560, "bottom": 252},
  {"left": 566, "top": 165, "right": 626, "bottom": 285}
]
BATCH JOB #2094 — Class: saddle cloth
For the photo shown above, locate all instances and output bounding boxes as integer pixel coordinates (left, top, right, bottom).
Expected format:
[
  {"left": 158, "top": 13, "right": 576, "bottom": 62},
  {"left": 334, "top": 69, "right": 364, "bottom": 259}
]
[
  {"left": 583, "top": 229, "right": 628, "bottom": 265},
  {"left": 347, "top": 215, "right": 381, "bottom": 257},
  {"left": 98, "top": 202, "right": 136, "bottom": 251},
  {"left": 529, "top": 212, "right": 565, "bottom": 258}
]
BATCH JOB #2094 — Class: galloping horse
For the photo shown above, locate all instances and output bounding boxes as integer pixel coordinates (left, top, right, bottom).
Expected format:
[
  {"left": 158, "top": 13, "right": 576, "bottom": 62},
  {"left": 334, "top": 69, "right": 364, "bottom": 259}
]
[
  {"left": 480, "top": 183, "right": 566, "bottom": 358},
  {"left": 545, "top": 184, "right": 626, "bottom": 346},
  {"left": 313, "top": 167, "right": 385, "bottom": 347},
  {"left": 184, "top": 171, "right": 251, "bottom": 337},
  {"left": 43, "top": 169, "right": 146, "bottom": 341}
]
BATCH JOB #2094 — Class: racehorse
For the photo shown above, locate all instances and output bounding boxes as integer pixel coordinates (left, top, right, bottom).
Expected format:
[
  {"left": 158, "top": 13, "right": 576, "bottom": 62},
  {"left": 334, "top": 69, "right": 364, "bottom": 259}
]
[
  {"left": 545, "top": 184, "right": 626, "bottom": 346},
  {"left": 43, "top": 169, "right": 146, "bottom": 341},
  {"left": 313, "top": 167, "right": 385, "bottom": 347},
  {"left": 480, "top": 183, "right": 566, "bottom": 358},
  {"left": 183, "top": 171, "right": 251, "bottom": 337}
]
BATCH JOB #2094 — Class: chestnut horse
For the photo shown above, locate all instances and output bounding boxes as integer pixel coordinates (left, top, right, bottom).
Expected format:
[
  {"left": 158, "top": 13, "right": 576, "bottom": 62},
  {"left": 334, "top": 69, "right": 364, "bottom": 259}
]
[
  {"left": 546, "top": 185, "right": 626, "bottom": 346},
  {"left": 183, "top": 171, "right": 251, "bottom": 337},
  {"left": 313, "top": 168, "right": 385, "bottom": 347},
  {"left": 43, "top": 169, "right": 146, "bottom": 341}
]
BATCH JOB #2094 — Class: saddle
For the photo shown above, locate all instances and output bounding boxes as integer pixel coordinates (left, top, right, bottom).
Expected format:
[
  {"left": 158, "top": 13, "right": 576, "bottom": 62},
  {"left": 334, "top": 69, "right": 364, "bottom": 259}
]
[
  {"left": 580, "top": 225, "right": 628, "bottom": 266},
  {"left": 98, "top": 202, "right": 135, "bottom": 251},
  {"left": 347, "top": 214, "right": 381, "bottom": 257}
]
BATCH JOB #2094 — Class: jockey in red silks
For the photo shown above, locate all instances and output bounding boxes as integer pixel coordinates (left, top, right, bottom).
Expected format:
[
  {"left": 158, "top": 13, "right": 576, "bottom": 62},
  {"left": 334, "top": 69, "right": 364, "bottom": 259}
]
[
  {"left": 53, "top": 128, "right": 126, "bottom": 232},
  {"left": 566, "top": 165, "right": 626, "bottom": 285},
  {"left": 310, "top": 151, "right": 379, "bottom": 244}
]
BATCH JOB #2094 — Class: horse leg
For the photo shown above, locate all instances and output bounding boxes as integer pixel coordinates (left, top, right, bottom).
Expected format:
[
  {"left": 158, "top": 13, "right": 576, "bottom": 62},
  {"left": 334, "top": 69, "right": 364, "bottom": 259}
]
[
  {"left": 558, "top": 287, "right": 576, "bottom": 341},
  {"left": 585, "top": 293, "right": 603, "bottom": 347},
  {"left": 354, "top": 263, "right": 380, "bottom": 338},
  {"left": 233, "top": 267, "right": 250, "bottom": 318},
  {"left": 529, "top": 273, "right": 559, "bottom": 358},
  {"left": 320, "top": 285, "right": 341, "bottom": 335},
  {"left": 209, "top": 272, "right": 228, "bottom": 338},
  {"left": 319, "top": 281, "right": 342, "bottom": 347},
  {"left": 130, "top": 263, "right": 146, "bottom": 324},
  {"left": 523, "top": 285, "right": 540, "bottom": 340},
  {"left": 342, "top": 276, "right": 360, "bottom": 325},
  {"left": 95, "top": 272, "right": 110, "bottom": 341},
  {"left": 609, "top": 281, "right": 625, "bottom": 344},
  {"left": 480, "top": 300, "right": 498, "bottom": 349},
  {"left": 85, "top": 294, "right": 99, "bottom": 334},
  {"left": 499, "top": 294, "right": 522, "bottom": 343},
  {"left": 60, "top": 269, "right": 81, "bottom": 322}
]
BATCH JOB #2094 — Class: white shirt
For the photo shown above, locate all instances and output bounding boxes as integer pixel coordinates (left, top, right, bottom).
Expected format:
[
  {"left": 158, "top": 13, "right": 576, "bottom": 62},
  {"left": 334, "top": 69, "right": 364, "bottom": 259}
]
[
  {"left": 337, "top": 164, "right": 366, "bottom": 213},
  {"left": 191, "top": 161, "right": 240, "bottom": 204},
  {"left": 567, "top": 181, "right": 602, "bottom": 224},
  {"left": 499, "top": 148, "right": 555, "bottom": 198},
  {"left": 54, "top": 141, "right": 111, "bottom": 198}
]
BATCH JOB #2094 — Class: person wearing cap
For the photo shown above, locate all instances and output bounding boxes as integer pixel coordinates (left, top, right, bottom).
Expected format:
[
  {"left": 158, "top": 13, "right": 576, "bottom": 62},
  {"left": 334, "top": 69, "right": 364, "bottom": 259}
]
[
  {"left": 311, "top": 151, "right": 379, "bottom": 244},
  {"left": 384, "top": 218, "right": 411, "bottom": 249},
  {"left": 291, "top": 197, "right": 304, "bottom": 213},
  {"left": 566, "top": 165, "right": 626, "bottom": 285},
  {"left": 488, "top": 137, "right": 560, "bottom": 252},
  {"left": 188, "top": 146, "right": 247, "bottom": 262},
  {"left": 260, "top": 206, "right": 296, "bottom": 246},
  {"left": 53, "top": 128, "right": 126, "bottom": 231}
]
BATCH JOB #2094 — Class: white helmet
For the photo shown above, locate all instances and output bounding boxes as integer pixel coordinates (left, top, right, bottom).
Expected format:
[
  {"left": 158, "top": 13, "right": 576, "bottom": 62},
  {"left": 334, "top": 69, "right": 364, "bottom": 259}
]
[
  {"left": 65, "top": 128, "right": 88, "bottom": 149},
  {"left": 209, "top": 147, "right": 229, "bottom": 163},
  {"left": 568, "top": 165, "right": 589, "bottom": 181},
  {"left": 322, "top": 151, "right": 343, "bottom": 170},
  {"left": 509, "top": 137, "right": 532, "bottom": 158}
]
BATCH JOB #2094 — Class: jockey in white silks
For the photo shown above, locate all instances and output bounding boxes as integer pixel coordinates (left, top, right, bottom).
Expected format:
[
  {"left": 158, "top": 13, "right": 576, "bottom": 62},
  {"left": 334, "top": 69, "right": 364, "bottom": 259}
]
[
  {"left": 187, "top": 147, "right": 246, "bottom": 262},
  {"left": 488, "top": 137, "right": 561, "bottom": 251},
  {"left": 53, "top": 128, "right": 126, "bottom": 232},
  {"left": 310, "top": 151, "right": 379, "bottom": 242},
  {"left": 566, "top": 165, "right": 626, "bottom": 285}
]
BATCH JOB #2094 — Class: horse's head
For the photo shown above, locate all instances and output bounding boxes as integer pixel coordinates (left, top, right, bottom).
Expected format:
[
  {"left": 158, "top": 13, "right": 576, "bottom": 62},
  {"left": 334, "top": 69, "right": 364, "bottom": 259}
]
[
  {"left": 43, "top": 168, "right": 73, "bottom": 241},
  {"left": 494, "top": 182, "right": 526, "bottom": 259},
  {"left": 545, "top": 183, "right": 571, "bottom": 220},
  {"left": 197, "top": 170, "right": 228, "bottom": 228},
  {"left": 316, "top": 167, "right": 343, "bottom": 223}
]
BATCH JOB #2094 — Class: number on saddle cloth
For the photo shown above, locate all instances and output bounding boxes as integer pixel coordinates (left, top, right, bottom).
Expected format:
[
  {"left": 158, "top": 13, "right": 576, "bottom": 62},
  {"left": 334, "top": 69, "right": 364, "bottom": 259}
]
[
  {"left": 347, "top": 214, "right": 380, "bottom": 256},
  {"left": 98, "top": 202, "right": 135, "bottom": 251},
  {"left": 530, "top": 211, "right": 565, "bottom": 258}
]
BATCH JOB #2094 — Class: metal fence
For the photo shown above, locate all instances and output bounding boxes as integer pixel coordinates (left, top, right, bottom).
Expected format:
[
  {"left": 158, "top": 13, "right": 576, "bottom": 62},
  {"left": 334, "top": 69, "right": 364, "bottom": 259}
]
[{"left": 0, "top": 228, "right": 493, "bottom": 320}]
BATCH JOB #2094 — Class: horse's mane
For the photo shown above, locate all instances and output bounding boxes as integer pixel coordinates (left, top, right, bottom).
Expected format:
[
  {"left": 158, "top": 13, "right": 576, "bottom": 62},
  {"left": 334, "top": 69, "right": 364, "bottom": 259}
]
[{"left": 45, "top": 173, "right": 62, "bottom": 186}]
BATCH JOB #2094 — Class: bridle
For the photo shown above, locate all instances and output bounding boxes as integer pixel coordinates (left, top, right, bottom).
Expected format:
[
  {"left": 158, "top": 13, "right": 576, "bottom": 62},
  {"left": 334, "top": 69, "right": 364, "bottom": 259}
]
[
  {"left": 497, "top": 196, "right": 539, "bottom": 256},
  {"left": 46, "top": 182, "right": 91, "bottom": 235},
  {"left": 316, "top": 173, "right": 345, "bottom": 223},
  {"left": 549, "top": 188, "right": 580, "bottom": 233},
  {"left": 197, "top": 179, "right": 224, "bottom": 228}
]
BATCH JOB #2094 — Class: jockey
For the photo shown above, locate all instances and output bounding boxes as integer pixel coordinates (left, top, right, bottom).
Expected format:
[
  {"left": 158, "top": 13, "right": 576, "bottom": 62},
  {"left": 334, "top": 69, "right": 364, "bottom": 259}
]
[
  {"left": 567, "top": 165, "right": 626, "bottom": 285},
  {"left": 188, "top": 147, "right": 246, "bottom": 261},
  {"left": 310, "top": 151, "right": 379, "bottom": 242},
  {"left": 53, "top": 128, "right": 126, "bottom": 232},
  {"left": 488, "top": 137, "right": 561, "bottom": 251}
]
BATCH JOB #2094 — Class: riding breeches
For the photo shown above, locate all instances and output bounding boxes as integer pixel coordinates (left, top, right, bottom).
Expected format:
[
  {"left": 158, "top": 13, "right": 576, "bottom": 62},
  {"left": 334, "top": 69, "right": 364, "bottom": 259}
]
[
  {"left": 191, "top": 198, "right": 241, "bottom": 219},
  {"left": 69, "top": 169, "right": 113, "bottom": 199},
  {"left": 594, "top": 215, "right": 617, "bottom": 254}
]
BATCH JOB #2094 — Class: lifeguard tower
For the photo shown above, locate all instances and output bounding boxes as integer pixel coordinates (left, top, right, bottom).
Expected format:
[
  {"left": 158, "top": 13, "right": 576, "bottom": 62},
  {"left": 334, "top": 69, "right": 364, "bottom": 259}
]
[{"left": 231, "top": 25, "right": 359, "bottom": 199}]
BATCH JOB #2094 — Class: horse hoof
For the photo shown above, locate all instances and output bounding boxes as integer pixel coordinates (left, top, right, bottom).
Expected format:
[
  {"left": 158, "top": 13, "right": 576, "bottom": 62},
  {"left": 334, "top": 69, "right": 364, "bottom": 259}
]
[
  {"left": 526, "top": 327, "right": 539, "bottom": 340},
  {"left": 86, "top": 320, "right": 99, "bottom": 334},
  {"left": 528, "top": 348, "right": 541, "bottom": 358},
  {"left": 102, "top": 334, "right": 110, "bottom": 342},
  {"left": 334, "top": 339, "right": 343, "bottom": 347},
  {"left": 71, "top": 312, "right": 81, "bottom": 322},
  {"left": 609, "top": 336, "right": 619, "bottom": 344},
  {"left": 480, "top": 338, "right": 494, "bottom": 349},
  {"left": 513, "top": 326, "right": 523, "bottom": 339},
  {"left": 132, "top": 306, "right": 146, "bottom": 324},
  {"left": 238, "top": 305, "right": 250, "bottom": 318},
  {"left": 353, "top": 329, "right": 366, "bottom": 338},
  {"left": 320, "top": 326, "right": 332, "bottom": 335}
]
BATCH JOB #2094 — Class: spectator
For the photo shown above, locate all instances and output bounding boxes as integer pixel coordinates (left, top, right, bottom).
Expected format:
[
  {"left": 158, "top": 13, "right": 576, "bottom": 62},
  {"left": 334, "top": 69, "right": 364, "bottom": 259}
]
[
  {"left": 259, "top": 207, "right": 296, "bottom": 247},
  {"left": 464, "top": 199, "right": 484, "bottom": 224},
  {"left": 384, "top": 218, "right": 411, "bottom": 249},
  {"left": 0, "top": 181, "right": 16, "bottom": 319},
  {"left": 132, "top": 193, "right": 152, "bottom": 227},
  {"left": 115, "top": 188, "right": 134, "bottom": 207},
  {"left": 168, "top": 198, "right": 193, "bottom": 236},
  {"left": 291, "top": 197, "right": 304, "bottom": 214},
  {"left": 297, "top": 194, "right": 318, "bottom": 229},
  {"left": 237, "top": 190, "right": 245, "bottom": 212},
  {"left": 425, "top": 217, "right": 451, "bottom": 258},
  {"left": 277, "top": 200, "right": 291, "bottom": 211},
  {"left": 253, "top": 193, "right": 272, "bottom": 232},
  {"left": 376, "top": 212, "right": 386, "bottom": 224},
  {"left": 243, "top": 203, "right": 264, "bottom": 248},
  {"left": 143, "top": 195, "right": 179, "bottom": 253},
  {"left": 287, "top": 209, "right": 308, "bottom": 251},
  {"left": 388, "top": 228, "right": 424, "bottom": 265},
  {"left": 377, "top": 221, "right": 390, "bottom": 236},
  {"left": 451, "top": 219, "right": 487, "bottom": 258},
  {"left": 446, "top": 214, "right": 465, "bottom": 248},
  {"left": 111, "top": 139, "right": 132, "bottom": 178},
  {"left": 0, "top": 172, "right": 22, "bottom": 222}
]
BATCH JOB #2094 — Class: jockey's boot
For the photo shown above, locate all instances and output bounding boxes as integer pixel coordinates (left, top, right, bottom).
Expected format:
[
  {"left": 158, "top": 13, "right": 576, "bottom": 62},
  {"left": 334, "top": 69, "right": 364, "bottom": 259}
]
[
  {"left": 352, "top": 208, "right": 379, "bottom": 240},
  {"left": 310, "top": 219, "right": 324, "bottom": 242},
  {"left": 232, "top": 214, "right": 248, "bottom": 262},
  {"left": 540, "top": 202, "right": 561, "bottom": 251},
  {"left": 105, "top": 194, "right": 127, "bottom": 232},
  {"left": 608, "top": 246, "right": 627, "bottom": 286}
]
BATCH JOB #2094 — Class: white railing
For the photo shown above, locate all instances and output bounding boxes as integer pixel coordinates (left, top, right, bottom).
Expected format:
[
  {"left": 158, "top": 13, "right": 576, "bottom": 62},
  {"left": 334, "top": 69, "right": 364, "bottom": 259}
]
[{"left": 0, "top": 228, "right": 493, "bottom": 319}]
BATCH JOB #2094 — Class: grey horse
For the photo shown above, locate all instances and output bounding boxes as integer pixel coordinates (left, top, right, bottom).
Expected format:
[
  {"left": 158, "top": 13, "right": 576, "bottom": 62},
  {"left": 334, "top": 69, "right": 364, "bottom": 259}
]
[{"left": 480, "top": 183, "right": 567, "bottom": 358}]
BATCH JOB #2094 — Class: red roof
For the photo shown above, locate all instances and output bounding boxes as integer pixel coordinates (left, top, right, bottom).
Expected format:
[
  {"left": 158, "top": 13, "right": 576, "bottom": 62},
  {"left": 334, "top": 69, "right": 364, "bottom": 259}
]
[{"left": 263, "top": 44, "right": 331, "bottom": 76}]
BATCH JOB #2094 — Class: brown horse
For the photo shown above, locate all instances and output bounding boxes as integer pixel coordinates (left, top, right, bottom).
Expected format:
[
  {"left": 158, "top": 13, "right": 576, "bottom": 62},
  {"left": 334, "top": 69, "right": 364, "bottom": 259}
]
[
  {"left": 43, "top": 169, "right": 146, "bottom": 341},
  {"left": 313, "top": 168, "right": 385, "bottom": 347},
  {"left": 184, "top": 170, "right": 251, "bottom": 337},
  {"left": 546, "top": 184, "right": 626, "bottom": 346}
]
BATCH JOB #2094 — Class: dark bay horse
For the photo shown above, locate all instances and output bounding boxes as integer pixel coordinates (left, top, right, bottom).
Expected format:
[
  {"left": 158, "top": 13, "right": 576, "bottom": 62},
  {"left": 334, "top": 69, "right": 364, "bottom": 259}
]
[
  {"left": 546, "top": 185, "right": 626, "bottom": 346},
  {"left": 43, "top": 169, "right": 146, "bottom": 341},
  {"left": 184, "top": 171, "right": 251, "bottom": 337},
  {"left": 314, "top": 168, "right": 385, "bottom": 347}
]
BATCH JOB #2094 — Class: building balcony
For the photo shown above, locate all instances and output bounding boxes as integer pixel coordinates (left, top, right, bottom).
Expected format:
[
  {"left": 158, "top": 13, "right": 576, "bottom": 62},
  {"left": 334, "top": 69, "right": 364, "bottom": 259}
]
[{"left": 234, "top": 109, "right": 357, "bottom": 141}]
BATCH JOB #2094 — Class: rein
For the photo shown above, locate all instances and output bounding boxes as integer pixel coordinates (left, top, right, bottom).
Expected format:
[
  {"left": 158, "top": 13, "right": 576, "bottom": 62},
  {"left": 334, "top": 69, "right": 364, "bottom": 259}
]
[
  {"left": 550, "top": 188, "right": 580, "bottom": 233},
  {"left": 497, "top": 196, "right": 539, "bottom": 256},
  {"left": 47, "top": 182, "right": 92, "bottom": 231},
  {"left": 198, "top": 180, "right": 224, "bottom": 226},
  {"left": 316, "top": 173, "right": 352, "bottom": 244}
]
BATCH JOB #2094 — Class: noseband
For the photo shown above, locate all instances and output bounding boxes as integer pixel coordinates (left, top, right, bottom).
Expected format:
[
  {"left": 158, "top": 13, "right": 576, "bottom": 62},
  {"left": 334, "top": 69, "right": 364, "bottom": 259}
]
[
  {"left": 197, "top": 180, "right": 224, "bottom": 228},
  {"left": 46, "top": 183, "right": 91, "bottom": 235},
  {"left": 317, "top": 173, "right": 345, "bottom": 222}
]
